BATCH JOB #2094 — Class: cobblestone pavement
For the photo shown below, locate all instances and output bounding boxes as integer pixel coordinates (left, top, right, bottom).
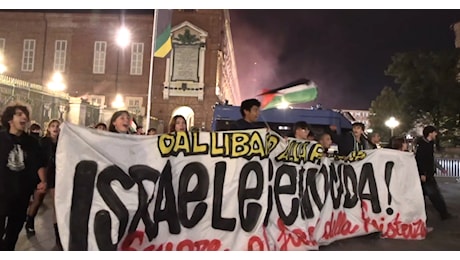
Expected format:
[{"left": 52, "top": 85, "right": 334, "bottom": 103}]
[{"left": 14, "top": 177, "right": 460, "bottom": 251}]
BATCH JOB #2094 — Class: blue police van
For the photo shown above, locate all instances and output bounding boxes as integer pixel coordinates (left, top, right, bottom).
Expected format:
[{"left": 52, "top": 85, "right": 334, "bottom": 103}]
[{"left": 211, "top": 104, "right": 353, "bottom": 138}]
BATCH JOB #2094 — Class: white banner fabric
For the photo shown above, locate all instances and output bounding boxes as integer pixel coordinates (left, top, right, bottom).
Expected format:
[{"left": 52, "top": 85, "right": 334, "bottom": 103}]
[{"left": 55, "top": 122, "right": 427, "bottom": 251}]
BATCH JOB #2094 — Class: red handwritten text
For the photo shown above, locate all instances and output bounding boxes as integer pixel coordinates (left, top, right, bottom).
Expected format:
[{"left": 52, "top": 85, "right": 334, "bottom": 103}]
[
  {"left": 321, "top": 211, "right": 360, "bottom": 240},
  {"left": 361, "top": 202, "right": 426, "bottom": 239},
  {"left": 248, "top": 219, "right": 317, "bottom": 250},
  {"left": 120, "top": 231, "right": 226, "bottom": 251}
]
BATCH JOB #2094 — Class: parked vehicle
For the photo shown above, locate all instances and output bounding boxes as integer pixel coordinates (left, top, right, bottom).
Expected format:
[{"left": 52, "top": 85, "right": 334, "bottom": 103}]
[{"left": 211, "top": 104, "right": 353, "bottom": 138}]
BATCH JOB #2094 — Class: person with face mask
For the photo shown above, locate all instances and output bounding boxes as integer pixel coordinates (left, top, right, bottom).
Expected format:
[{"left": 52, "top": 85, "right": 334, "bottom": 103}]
[{"left": 29, "top": 123, "right": 42, "bottom": 140}]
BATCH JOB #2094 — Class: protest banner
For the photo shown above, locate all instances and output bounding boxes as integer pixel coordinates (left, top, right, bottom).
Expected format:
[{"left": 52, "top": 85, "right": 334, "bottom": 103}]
[{"left": 55, "top": 122, "right": 427, "bottom": 251}]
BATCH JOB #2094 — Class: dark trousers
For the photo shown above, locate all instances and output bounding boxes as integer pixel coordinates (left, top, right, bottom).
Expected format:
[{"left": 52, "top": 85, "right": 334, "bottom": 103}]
[
  {"left": 0, "top": 214, "right": 26, "bottom": 250},
  {"left": 0, "top": 194, "right": 30, "bottom": 251},
  {"left": 422, "top": 178, "right": 449, "bottom": 218}
]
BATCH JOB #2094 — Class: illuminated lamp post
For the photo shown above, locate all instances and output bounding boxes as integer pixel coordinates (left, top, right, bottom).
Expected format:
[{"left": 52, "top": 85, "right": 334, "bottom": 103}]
[
  {"left": 111, "top": 26, "right": 131, "bottom": 109},
  {"left": 385, "top": 116, "right": 400, "bottom": 137},
  {"left": 0, "top": 54, "right": 6, "bottom": 74},
  {"left": 47, "top": 72, "right": 66, "bottom": 92}
]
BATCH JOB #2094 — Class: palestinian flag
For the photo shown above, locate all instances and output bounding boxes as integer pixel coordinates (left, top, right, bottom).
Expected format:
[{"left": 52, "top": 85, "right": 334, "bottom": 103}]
[
  {"left": 258, "top": 78, "right": 318, "bottom": 109},
  {"left": 154, "top": 9, "right": 173, "bottom": 58}
]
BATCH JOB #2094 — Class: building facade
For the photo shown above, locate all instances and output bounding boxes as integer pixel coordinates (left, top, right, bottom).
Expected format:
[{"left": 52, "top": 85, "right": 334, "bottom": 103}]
[
  {"left": 0, "top": 10, "right": 241, "bottom": 132},
  {"left": 453, "top": 21, "right": 460, "bottom": 48},
  {"left": 340, "top": 109, "right": 371, "bottom": 129}
]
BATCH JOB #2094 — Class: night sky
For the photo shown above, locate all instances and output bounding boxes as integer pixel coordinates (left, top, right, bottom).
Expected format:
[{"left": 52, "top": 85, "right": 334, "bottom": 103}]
[{"left": 229, "top": 9, "right": 460, "bottom": 110}]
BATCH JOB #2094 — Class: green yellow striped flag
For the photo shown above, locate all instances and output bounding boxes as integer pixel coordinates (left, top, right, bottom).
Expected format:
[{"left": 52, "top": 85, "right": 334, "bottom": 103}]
[{"left": 154, "top": 9, "right": 173, "bottom": 58}]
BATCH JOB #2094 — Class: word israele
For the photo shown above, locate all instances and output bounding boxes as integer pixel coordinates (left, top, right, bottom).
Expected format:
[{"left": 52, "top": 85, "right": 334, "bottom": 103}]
[{"left": 66, "top": 156, "right": 392, "bottom": 250}]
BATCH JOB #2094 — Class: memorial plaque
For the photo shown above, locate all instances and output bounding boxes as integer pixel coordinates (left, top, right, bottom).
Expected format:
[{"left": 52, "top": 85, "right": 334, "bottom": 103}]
[{"left": 172, "top": 45, "right": 200, "bottom": 82}]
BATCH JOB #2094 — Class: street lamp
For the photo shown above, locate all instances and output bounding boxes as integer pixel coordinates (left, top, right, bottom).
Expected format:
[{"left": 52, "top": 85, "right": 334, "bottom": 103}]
[
  {"left": 0, "top": 54, "right": 7, "bottom": 74},
  {"left": 111, "top": 94, "right": 125, "bottom": 109},
  {"left": 111, "top": 26, "right": 131, "bottom": 109},
  {"left": 47, "top": 72, "right": 66, "bottom": 91},
  {"left": 116, "top": 26, "right": 131, "bottom": 48},
  {"left": 385, "top": 116, "right": 400, "bottom": 137}
]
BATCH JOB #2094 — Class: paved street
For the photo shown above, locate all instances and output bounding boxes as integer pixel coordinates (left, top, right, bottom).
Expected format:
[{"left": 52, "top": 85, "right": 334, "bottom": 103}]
[{"left": 14, "top": 177, "right": 460, "bottom": 251}]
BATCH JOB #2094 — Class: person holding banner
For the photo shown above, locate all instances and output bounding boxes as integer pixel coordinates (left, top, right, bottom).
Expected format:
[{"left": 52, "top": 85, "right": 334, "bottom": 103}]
[
  {"left": 25, "top": 119, "right": 63, "bottom": 249},
  {"left": 147, "top": 127, "right": 157, "bottom": 135},
  {"left": 28, "top": 123, "right": 42, "bottom": 140},
  {"left": 319, "top": 132, "right": 332, "bottom": 150},
  {"left": 389, "top": 136, "right": 408, "bottom": 151},
  {"left": 389, "top": 136, "right": 434, "bottom": 233},
  {"left": 293, "top": 121, "right": 312, "bottom": 140},
  {"left": 415, "top": 126, "right": 455, "bottom": 221},
  {"left": 108, "top": 110, "right": 132, "bottom": 134},
  {"left": 94, "top": 122, "right": 107, "bottom": 131},
  {"left": 0, "top": 103, "right": 47, "bottom": 250},
  {"left": 229, "top": 98, "right": 264, "bottom": 130},
  {"left": 368, "top": 132, "right": 382, "bottom": 149},
  {"left": 332, "top": 122, "right": 371, "bottom": 156},
  {"left": 169, "top": 115, "right": 188, "bottom": 133}
]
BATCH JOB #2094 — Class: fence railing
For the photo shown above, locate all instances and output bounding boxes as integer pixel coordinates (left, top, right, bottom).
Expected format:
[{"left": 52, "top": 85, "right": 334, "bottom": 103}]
[
  {"left": 0, "top": 74, "right": 69, "bottom": 99},
  {"left": 435, "top": 158, "right": 460, "bottom": 178}
]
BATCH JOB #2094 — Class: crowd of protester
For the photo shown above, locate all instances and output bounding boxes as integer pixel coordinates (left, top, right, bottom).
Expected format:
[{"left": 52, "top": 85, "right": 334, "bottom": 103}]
[{"left": 0, "top": 98, "right": 456, "bottom": 251}]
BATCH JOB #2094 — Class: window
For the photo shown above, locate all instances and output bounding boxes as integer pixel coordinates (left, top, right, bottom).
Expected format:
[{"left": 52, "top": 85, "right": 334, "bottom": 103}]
[
  {"left": 127, "top": 97, "right": 142, "bottom": 107},
  {"left": 130, "top": 42, "right": 144, "bottom": 75},
  {"left": 92, "top": 97, "right": 102, "bottom": 106},
  {"left": 0, "top": 38, "right": 5, "bottom": 55},
  {"left": 53, "top": 40, "right": 67, "bottom": 72},
  {"left": 93, "top": 41, "right": 107, "bottom": 74},
  {"left": 22, "top": 39, "right": 36, "bottom": 72}
]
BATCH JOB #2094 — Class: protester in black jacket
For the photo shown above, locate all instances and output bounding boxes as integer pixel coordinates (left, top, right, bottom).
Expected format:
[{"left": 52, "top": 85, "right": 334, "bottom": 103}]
[
  {"left": 333, "top": 122, "right": 371, "bottom": 156},
  {"left": 229, "top": 98, "right": 265, "bottom": 130},
  {"left": 415, "top": 125, "right": 454, "bottom": 220},
  {"left": 0, "top": 104, "right": 47, "bottom": 250},
  {"left": 25, "top": 119, "right": 62, "bottom": 250}
]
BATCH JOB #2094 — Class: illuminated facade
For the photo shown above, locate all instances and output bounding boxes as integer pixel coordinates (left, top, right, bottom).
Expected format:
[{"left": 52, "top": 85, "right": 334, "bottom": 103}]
[{"left": 0, "top": 10, "right": 241, "bottom": 132}]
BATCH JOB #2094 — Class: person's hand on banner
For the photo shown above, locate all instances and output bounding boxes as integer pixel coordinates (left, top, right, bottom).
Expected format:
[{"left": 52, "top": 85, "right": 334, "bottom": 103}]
[
  {"left": 420, "top": 175, "right": 427, "bottom": 182},
  {"left": 37, "top": 181, "right": 47, "bottom": 194}
]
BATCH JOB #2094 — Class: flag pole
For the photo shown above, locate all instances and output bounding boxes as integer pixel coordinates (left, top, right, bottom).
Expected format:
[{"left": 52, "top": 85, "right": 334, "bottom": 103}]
[{"left": 145, "top": 9, "right": 159, "bottom": 134}]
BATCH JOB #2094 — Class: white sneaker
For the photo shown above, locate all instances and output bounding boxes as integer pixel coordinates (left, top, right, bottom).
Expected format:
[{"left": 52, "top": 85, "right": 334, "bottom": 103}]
[{"left": 426, "top": 226, "right": 434, "bottom": 233}]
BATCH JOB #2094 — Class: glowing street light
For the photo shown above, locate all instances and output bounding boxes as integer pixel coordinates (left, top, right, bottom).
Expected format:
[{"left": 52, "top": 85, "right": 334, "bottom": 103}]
[
  {"left": 111, "top": 93, "right": 125, "bottom": 109},
  {"left": 116, "top": 26, "right": 131, "bottom": 48},
  {"left": 276, "top": 101, "right": 290, "bottom": 109},
  {"left": 112, "top": 26, "right": 130, "bottom": 109},
  {"left": 47, "top": 72, "right": 66, "bottom": 91},
  {"left": 385, "top": 116, "right": 400, "bottom": 136},
  {"left": 0, "top": 63, "right": 6, "bottom": 74},
  {"left": 0, "top": 54, "right": 7, "bottom": 74}
]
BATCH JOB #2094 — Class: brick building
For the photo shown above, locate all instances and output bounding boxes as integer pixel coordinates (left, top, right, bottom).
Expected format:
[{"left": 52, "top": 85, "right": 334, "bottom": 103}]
[{"left": 0, "top": 10, "right": 241, "bottom": 132}]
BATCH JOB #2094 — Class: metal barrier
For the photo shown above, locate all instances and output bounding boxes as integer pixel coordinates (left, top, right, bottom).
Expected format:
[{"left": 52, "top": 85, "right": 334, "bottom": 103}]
[{"left": 435, "top": 158, "right": 460, "bottom": 178}]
